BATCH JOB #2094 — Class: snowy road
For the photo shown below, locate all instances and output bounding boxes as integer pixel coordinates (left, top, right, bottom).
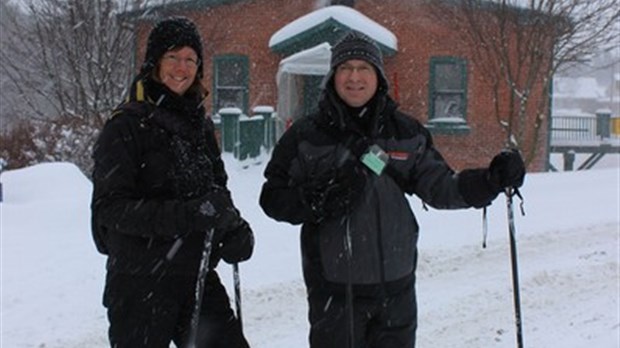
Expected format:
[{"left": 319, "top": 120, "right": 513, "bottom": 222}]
[
  {"left": 6, "top": 222, "right": 617, "bottom": 348},
  {"left": 2, "top": 163, "right": 618, "bottom": 348},
  {"left": 241, "top": 223, "right": 619, "bottom": 348}
]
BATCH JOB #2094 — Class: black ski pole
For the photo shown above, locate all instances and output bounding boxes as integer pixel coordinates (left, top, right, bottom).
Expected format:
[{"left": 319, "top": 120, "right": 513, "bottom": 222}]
[
  {"left": 187, "top": 228, "right": 215, "bottom": 348},
  {"left": 344, "top": 215, "right": 355, "bottom": 348},
  {"left": 506, "top": 187, "right": 524, "bottom": 348},
  {"left": 233, "top": 262, "right": 243, "bottom": 332}
]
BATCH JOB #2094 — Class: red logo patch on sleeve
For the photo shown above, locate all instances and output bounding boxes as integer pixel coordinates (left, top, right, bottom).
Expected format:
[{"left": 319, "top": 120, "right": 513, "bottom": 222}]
[{"left": 388, "top": 151, "right": 409, "bottom": 161}]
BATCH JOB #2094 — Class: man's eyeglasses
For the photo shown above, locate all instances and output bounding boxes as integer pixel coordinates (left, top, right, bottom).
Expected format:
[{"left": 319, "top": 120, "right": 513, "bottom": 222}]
[{"left": 336, "top": 63, "right": 374, "bottom": 75}]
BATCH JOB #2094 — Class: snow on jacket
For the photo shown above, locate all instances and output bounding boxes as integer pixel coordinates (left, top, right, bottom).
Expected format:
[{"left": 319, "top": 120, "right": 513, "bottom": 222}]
[{"left": 91, "top": 76, "right": 226, "bottom": 277}]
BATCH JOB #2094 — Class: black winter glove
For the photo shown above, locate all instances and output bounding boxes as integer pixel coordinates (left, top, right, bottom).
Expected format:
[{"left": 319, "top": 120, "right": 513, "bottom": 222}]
[
  {"left": 302, "top": 158, "right": 366, "bottom": 220},
  {"left": 219, "top": 219, "right": 255, "bottom": 264},
  {"left": 488, "top": 149, "right": 526, "bottom": 193},
  {"left": 189, "top": 188, "right": 243, "bottom": 244},
  {"left": 458, "top": 149, "right": 525, "bottom": 208}
]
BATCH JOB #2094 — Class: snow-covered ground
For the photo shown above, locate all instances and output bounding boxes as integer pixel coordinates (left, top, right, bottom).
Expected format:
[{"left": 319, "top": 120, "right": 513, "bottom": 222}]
[{"left": 1, "top": 154, "right": 619, "bottom": 348}]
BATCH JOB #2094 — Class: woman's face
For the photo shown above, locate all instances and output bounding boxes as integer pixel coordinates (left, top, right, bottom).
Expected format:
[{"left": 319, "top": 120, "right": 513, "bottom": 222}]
[{"left": 157, "top": 46, "right": 199, "bottom": 95}]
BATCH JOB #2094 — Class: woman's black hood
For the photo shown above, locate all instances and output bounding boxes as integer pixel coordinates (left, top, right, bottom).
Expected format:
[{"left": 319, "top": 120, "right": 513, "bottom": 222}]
[{"left": 140, "top": 16, "right": 204, "bottom": 79}]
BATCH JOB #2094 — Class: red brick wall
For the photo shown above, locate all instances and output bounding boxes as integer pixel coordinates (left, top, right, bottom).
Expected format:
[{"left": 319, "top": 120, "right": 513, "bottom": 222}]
[
  {"left": 358, "top": 0, "right": 549, "bottom": 171},
  {"left": 133, "top": 0, "right": 549, "bottom": 171},
  {"left": 134, "top": 0, "right": 314, "bottom": 113}
]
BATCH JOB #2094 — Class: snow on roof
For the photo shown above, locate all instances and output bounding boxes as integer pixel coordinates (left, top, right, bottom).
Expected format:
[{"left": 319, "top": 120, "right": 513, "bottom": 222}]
[
  {"left": 552, "top": 108, "right": 595, "bottom": 117},
  {"left": 553, "top": 77, "right": 607, "bottom": 99},
  {"left": 269, "top": 5, "right": 397, "bottom": 51},
  {"left": 252, "top": 105, "right": 275, "bottom": 113}
]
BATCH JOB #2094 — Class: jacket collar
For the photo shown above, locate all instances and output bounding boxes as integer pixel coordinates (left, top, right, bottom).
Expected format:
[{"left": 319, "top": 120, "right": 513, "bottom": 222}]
[
  {"left": 123, "top": 75, "right": 205, "bottom": 119},
  {"left": 315, "top": 82, "right": 395, "bottom": 139}
]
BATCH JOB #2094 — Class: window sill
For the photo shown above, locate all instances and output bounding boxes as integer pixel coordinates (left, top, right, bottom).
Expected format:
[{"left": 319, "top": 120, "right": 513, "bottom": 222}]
[{"left": 425, "top": 119, "right": 471, "bottom": 135}]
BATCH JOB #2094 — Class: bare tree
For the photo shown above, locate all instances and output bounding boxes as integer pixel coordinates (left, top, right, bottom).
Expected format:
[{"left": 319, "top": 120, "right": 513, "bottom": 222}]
[
  {"left": 0, "top": 0, "right": 142, "bottom": 126},
  {"left": 0, "top": 0, "right": 164, "bottom": 172},
  {"left": 0, "top": 0, "right": 217, "bottom": 172},
  {"left": 0, "top": 0, "right": 24, "bottom": 126},
  {"left": 428, "top": 0, "right": 620, "bottom": 165}
]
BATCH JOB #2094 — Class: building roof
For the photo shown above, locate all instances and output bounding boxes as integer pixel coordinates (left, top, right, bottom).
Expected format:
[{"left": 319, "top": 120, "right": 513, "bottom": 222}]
[
  {"left": 119, "top": 0, "right": 249, "bottom": 21},
  {"left": 554, "top": 77, "right": 608, "bottom": 100},
  {"left": 269, "top": 5, "right": 397, "bottom": 56}
]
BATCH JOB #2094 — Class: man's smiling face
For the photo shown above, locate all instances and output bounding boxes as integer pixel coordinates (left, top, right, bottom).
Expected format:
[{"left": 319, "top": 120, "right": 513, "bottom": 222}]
[{"left": 333, "top": 59, "right": 378, "bottom": 107}]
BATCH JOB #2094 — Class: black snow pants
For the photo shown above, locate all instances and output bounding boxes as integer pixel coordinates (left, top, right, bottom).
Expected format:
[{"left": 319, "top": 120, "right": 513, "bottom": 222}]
[
  {"left": 308, "top": 281, "right": 417, "bottom": 348},
  {"left": 103, "top": 270, "right": 249, "bottom": 348}
]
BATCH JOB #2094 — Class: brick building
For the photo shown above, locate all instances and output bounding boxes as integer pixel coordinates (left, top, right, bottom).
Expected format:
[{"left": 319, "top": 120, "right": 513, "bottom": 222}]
[{"left": 125, "top": 0, "right": 550, "bottom": 171}]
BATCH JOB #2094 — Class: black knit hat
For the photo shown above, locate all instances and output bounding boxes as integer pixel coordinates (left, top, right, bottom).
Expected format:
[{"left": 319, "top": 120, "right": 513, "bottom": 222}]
[
  {"left": 329, "top": 30, "right": 388, "bottom": 92},
  {"left": 141, "top": 16, "right": 204, "bottom": 78}
]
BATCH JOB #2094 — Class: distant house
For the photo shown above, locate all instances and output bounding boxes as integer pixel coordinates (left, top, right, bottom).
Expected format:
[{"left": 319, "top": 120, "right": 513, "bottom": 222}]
[
  {"left": 553, "top": 76, "right": 618, "bottom": 116},
  {"left": 123, "top": 0, "right": 551, "bottom": 171}
]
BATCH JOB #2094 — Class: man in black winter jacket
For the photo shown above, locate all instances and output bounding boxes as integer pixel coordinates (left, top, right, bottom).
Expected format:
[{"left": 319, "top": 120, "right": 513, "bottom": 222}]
[
  {"left": 91, "top": 17, "right": 253, "bottom": 348},
  {"left": 259, "top": 30, "right": 525, "bottom": 348}
]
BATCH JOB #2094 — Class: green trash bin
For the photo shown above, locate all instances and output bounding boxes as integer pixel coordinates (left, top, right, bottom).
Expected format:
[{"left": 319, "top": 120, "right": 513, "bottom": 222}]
[
  {"left": 596, "top": 109, "right": 611, "bottom": 139},
  {"left": 219, "top": 108, "right": 241, "bottom": 154},
  {"left": 238, "top": 115, "right": 264, "bottom": 161},
  {"left": 252, "top": 106, "right": 275, "bottom": 150}
]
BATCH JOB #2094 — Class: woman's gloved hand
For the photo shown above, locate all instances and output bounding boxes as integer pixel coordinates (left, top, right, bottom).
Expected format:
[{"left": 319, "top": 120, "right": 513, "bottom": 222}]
[
  {"left": 219, "top": 219, "right": 254, "bottom": 263},
  {"left": 189, "top": 187, "right": 242, "bottom": 243}
]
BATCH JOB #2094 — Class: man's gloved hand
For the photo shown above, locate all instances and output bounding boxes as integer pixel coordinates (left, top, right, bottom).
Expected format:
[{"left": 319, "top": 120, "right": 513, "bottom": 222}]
[
  {"left": 189, "top": 187, "right": 243, "bottom": 244},
  {"left": 302, "top": 158, "right": 366, "bottom": 220},
  {"left": 488, "top": 149, "right": 526, "bottom": 193},
  {"left": 458, "top": 149, "right": 525, "bottom": 208},
  {"left": 219, "top": 219, "right": 254, "bottom": 264}
]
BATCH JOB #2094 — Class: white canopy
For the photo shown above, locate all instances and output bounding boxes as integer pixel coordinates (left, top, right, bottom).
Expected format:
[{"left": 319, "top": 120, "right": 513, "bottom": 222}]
[
  {"left": 276, "top": 42, "right": 331, "bottom": 82},
  {"left": 276, "top": 42, "right": 332, "bottom": 128}
]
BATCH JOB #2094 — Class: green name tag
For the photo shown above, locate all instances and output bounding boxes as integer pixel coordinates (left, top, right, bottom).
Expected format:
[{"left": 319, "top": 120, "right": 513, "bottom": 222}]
[{"left": 361, "top": 145, "right": 388, "bottom": 175}]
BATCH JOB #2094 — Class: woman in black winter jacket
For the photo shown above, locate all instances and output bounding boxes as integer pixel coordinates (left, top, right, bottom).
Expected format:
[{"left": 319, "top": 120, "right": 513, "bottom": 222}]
[
  {"left": 91, "top": 17, "right": 253, "bottom": 348},
  {"left": 259, "top": 31, "right": 525, "bottom": 348}
]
